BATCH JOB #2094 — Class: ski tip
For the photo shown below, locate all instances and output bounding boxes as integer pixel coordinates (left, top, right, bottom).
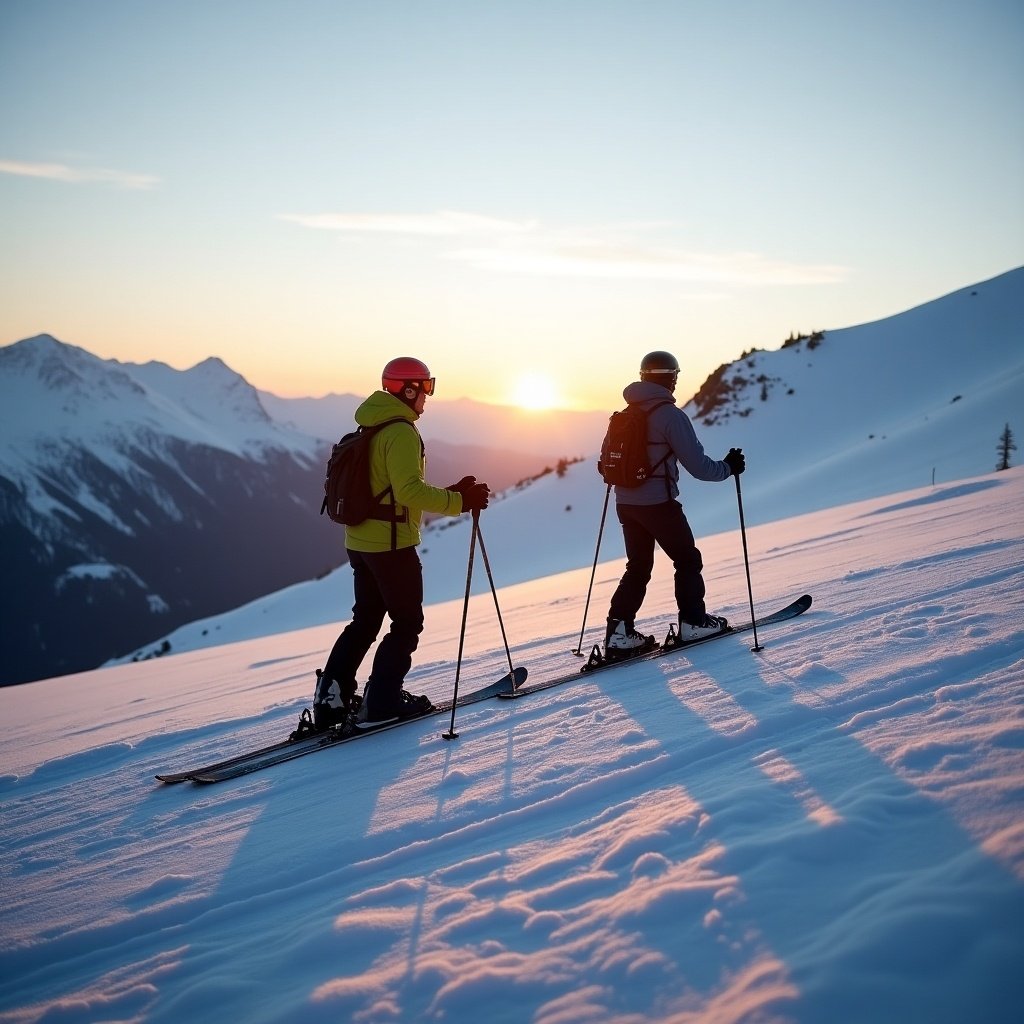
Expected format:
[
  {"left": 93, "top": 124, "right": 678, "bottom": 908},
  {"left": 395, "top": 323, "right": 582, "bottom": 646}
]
[{"left": 494, "top": 666, "right": 527, "bottom": 699}]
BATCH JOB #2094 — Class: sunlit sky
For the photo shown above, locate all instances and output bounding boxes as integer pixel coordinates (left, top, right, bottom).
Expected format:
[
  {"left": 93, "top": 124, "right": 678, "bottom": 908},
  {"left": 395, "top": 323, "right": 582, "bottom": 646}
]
[{"left": 1, "top": 1, "right": 1021, "bottom": 411}]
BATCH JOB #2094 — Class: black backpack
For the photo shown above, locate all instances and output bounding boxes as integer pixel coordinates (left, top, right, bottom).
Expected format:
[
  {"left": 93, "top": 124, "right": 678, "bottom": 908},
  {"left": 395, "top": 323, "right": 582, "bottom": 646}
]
[
  {"left": 320, "top": 418, "right": 417, "bottom": 526},
  {"left": 598, "top": 400, "right": 674, "bottom": 487}
]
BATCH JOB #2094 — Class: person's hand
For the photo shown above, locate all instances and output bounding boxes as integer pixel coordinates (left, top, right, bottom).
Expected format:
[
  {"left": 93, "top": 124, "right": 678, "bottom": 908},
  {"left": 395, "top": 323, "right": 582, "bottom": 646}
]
[
  {"left": 462, "top": 482, "right": 490, "bottom": 512},
  {"left": 724, "top": 448, "right": 745, "bottom": 476},
  {"left": 452, "top": 477, "right": 490, "bottom": 512}
]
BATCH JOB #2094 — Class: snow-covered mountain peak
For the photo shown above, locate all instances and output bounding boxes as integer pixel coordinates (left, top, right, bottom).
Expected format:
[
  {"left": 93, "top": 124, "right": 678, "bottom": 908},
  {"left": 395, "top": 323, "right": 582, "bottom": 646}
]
[
  {"left": 127, "top": 352, "right": 277, "bottom": 436},
  {"left": 1, "top": 334, "right": 148, "bottom": 436},
  {"left": 685, "top": 271, "right": 1023, "bottom": 430},
  {"left": 1, "top": 332, "right": 71, "bottom": 365},
  {"left": 0, "top": 335, "right": 316, "bottom": 487},
  {"left": 3, "top": 332, "right": 130, "bottom": 391}
]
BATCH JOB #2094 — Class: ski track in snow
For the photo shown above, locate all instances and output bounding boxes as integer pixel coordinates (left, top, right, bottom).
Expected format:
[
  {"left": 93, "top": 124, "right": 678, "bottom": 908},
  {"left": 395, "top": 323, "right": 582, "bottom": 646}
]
[{"left": 1, "top": 471, "right": 1023, "bottom": 1023}]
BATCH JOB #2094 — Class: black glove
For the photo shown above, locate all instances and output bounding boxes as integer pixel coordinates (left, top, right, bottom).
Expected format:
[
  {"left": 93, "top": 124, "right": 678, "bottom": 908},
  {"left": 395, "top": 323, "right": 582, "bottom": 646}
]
[
  {"left": 452, "top": 477, "right": 490, "bottom": 512},
  {"left": 724, "top": 448, "right": 745, "bottom": 476}
]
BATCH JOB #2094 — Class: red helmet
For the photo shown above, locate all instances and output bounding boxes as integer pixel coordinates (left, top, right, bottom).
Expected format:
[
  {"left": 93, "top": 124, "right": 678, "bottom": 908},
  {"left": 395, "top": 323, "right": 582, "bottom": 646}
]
[{"left": 382, "top": 356, "right": 435, "bottom": 396}]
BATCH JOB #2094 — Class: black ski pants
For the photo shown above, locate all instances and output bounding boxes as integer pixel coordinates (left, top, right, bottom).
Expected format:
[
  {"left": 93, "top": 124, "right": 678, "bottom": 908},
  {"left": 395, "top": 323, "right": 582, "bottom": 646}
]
[
  {"left": 608, "top": 499, "right": 707, "bottom": 629},
  {"left": 324, "top": 546, "right": 424, "bottom": 718}
]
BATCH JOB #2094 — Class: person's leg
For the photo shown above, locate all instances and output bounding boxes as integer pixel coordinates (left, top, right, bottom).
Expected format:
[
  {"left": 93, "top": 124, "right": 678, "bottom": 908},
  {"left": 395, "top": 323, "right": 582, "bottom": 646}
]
[
  {"left": 645, "top": 501, "right": 728, "bottom": 639},
  {"left": 641, "top": 502, "right": 706, "bottom": 625},
  {"left": 315, "top": 550, "right": 388, "bottom": 727},
  {"left": 604, "top": 504, "right": 661, "bottom": 653},
  {"left": 361, "top": 547, "right": 426, "bottom": 719},
  {"left": 607, "top": 504, "right": 656, "bottom": 626},
  {"left": 323, "top": 551, "right": 387, "bottom": 688}
]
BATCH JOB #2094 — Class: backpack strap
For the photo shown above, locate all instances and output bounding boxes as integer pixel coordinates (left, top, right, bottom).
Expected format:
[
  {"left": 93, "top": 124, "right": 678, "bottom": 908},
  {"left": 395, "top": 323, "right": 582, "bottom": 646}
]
[
  {"left": 367, "top": 417, "right": 422, "bottom": 551},
  {"left": 643, "top": 400, "right": 676, "bottom": 497}
]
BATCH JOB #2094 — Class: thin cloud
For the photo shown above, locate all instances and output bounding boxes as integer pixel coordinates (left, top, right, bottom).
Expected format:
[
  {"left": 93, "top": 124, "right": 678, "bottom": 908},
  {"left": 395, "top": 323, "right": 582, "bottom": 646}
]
[
  {"left": 0, "top": 159, "right": 159, "bottom": 190},
  {"left": 279, "top": 208, "right": 847, "bottom": 286},
  {"left": 276, "top": 210, "right": 535, "bottom": 236},
  {"left": 449, "top": 239, "right": 848, "bottom": 286}
]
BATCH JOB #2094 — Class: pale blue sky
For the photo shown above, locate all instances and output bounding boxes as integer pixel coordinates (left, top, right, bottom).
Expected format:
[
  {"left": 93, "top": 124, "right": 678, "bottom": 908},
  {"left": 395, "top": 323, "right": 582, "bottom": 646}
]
[{"left": 1, "top": 0, "right": 1021, "bottom": 409}]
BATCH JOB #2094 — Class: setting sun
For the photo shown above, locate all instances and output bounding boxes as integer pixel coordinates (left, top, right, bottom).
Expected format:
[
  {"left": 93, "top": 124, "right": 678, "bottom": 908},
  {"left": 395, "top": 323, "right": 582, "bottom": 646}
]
[{"left": 510, "top": 372, "right": 561, "bottom": 411}]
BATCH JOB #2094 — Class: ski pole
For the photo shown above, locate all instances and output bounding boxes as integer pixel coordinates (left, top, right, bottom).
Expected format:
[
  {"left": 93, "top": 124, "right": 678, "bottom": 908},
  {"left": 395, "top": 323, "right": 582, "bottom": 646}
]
[
  {"left": 733, "top": 467, "right": 762, "bottom": 652},
  {"left": 443, "top": 509, "right": 479, "bottom": 740},
  {"left": 572, "top": 484, "right": 612, "bottom": 656},
  {"left": 473, "top": 517, "right": 515, "bottom": 675}
]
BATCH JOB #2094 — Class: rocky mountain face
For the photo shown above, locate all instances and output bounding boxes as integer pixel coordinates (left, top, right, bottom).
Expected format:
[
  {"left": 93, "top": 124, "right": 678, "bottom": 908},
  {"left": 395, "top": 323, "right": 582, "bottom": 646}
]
[{"left": 0, "top": 337, "right": 335, "bottom": 685}]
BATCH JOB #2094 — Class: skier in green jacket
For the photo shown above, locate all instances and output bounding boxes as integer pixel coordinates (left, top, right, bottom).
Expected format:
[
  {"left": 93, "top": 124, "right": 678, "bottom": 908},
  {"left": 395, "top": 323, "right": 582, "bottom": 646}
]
[{"left": 312, "top": 357, "right": 489, "bottom": 730}]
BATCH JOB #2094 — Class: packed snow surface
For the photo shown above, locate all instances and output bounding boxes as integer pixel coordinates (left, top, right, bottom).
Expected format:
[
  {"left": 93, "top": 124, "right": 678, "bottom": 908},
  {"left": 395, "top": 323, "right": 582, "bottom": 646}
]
[{"left": 1, "top": 468, "right": 1022, "bottom": 1023}]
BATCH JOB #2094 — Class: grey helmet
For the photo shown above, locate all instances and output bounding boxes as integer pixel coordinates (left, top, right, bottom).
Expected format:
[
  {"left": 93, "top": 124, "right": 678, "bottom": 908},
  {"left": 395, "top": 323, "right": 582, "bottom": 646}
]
[{"left": 640, "top": 351, "right": 680, "bottom": 381}]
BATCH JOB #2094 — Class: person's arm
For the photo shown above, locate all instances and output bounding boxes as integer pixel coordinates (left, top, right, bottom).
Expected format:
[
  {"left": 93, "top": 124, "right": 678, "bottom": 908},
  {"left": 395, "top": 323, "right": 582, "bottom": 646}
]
[
  {"left": 382, "top": 426, "right": 465, "bottom": 515},
  {"left": 663, "top": 408, "right": 731, "bottom": 482}
]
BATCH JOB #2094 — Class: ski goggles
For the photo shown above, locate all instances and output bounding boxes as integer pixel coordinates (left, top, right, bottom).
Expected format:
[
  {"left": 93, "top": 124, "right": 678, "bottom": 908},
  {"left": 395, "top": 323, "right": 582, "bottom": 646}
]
[{"left": 410, "top": 377, "right": 436, "bottom": 395}]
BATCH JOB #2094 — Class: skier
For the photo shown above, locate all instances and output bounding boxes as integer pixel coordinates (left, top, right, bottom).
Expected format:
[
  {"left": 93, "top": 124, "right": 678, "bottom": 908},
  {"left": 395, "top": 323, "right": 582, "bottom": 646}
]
[
  {"left": 312, "top": 356, "right": 490, "bottom": 730},
  {"left": 604, "top": 350, "right": 745, "bottom": 657}
]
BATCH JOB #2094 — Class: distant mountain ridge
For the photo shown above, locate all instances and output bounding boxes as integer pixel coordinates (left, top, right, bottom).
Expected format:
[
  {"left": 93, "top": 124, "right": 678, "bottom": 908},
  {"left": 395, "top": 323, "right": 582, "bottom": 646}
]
[{"left": 259, "top": 389, "right": 611, "bottom": 457}]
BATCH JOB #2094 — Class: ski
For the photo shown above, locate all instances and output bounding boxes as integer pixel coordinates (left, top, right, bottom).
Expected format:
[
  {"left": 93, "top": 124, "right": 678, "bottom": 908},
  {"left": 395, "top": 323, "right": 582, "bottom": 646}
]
[
  {"left": 156, "top": 666, "right": 527, "bottom": 785},
  {"left": 156, "top": 595, "right": 810, "bottom": 785},
  {"left": 155, "top": 731, "right": 317, "bottom": 785},
  {"left": 499, "top": 593, "right": 812, "bottom": 701}
]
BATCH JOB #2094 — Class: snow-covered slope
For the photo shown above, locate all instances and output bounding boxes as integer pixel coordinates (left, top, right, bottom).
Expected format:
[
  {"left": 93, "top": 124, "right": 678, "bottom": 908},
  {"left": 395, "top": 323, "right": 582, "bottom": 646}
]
[
  {"left": 2, "top": 468, "right": 1021, "bottom": 1023},
  {"left": 119, "top": 267, "right": 1024, "bottom": 664},
  {"left": 684, "top": 268, "right": 1024, "bottom": 519}
]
